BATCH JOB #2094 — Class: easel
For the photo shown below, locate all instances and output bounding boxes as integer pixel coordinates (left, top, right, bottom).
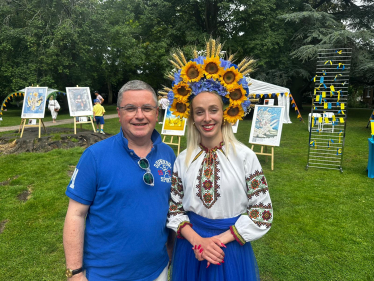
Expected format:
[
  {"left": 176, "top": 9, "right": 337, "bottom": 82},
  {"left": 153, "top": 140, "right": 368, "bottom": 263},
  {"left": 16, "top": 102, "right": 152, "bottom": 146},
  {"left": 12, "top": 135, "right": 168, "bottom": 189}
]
[
  {"left": 73, "top": 116, "right": 96, "bottom": 134},
  {"left": 19, "top": 118, "right": 46, "bottom": 138},
  {"left": 250, "top": 144, "right": 275, "bottom": 170},
  {"left": 162, "top": 135, "right": 181, "bottom": 155}
]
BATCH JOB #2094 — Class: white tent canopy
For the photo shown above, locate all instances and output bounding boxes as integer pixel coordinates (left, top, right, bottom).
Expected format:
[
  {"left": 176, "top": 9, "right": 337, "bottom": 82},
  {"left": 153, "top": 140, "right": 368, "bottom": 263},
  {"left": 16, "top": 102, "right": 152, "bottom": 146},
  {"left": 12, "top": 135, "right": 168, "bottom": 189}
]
[{"left": 246, "top": 78, "right": 292, "bottom": 124}]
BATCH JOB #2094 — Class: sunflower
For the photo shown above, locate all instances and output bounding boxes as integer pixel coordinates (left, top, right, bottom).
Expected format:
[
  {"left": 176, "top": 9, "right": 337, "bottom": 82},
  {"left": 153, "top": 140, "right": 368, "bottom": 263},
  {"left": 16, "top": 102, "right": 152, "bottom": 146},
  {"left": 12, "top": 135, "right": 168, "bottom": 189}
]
[
  {"left": 170, "top": 99, "right": 190, "bottom": 119},
  {"left": 220, "top": 66, "right": 243, "bottom": 88},
  {"left": 223, "top": 106, "right": 245, "bottom": 124},
  {"left": 180, "top": 61, "right": 204, "bottom": 82},
  {"left": 202, "top": 57, "right": 223, "bottom": 80},
  {"left": 225, "top": 84, "right": 247, "bottom": 107},
  {"left": 172, "top": 82, "right": 191, "bottom": 102}
]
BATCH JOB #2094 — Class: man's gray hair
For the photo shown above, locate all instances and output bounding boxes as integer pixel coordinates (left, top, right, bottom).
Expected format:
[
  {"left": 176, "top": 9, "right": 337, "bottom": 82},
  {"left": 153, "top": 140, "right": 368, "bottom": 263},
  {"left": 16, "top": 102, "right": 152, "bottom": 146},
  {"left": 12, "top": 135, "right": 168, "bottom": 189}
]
[{"left": 117, "top": 80, "right": 157, "bottom": 107}]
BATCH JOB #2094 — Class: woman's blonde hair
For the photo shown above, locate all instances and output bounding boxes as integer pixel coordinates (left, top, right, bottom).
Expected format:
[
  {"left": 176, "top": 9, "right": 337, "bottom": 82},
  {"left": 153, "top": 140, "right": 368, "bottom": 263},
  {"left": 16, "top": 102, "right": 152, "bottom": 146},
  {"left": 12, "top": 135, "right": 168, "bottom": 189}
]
[{"left": 185, "top": 92, "right": 240, "bottom": 165}]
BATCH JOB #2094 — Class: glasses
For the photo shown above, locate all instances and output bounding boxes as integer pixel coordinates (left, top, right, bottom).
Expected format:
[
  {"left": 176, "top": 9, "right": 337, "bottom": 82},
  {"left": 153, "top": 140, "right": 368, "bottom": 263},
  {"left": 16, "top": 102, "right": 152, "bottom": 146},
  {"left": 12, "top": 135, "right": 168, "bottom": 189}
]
[
  {"left": 138, "top": 158, "right": 154, "bottom": 186},
  {"left": 119, "top": 105, "right": 157, "bottom": 115}
]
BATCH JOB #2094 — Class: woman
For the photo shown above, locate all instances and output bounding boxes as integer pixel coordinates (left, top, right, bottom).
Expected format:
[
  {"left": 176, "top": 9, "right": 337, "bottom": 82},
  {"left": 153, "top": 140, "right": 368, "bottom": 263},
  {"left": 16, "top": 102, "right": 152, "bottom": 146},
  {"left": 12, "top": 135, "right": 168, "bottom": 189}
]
[
  {"left": 164, "top": 39, "right": 273, "bottom": 281},
  {"left": 48, "top": 96, "right": 60, "bottom": 123}
]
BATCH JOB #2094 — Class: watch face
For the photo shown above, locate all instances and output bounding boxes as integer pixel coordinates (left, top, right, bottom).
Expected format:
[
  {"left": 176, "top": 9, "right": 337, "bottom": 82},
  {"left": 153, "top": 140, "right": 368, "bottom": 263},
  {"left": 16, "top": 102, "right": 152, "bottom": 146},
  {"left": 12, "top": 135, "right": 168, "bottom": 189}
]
[{"left": 65, "top": 269, "right": 73, "bottom": 278}]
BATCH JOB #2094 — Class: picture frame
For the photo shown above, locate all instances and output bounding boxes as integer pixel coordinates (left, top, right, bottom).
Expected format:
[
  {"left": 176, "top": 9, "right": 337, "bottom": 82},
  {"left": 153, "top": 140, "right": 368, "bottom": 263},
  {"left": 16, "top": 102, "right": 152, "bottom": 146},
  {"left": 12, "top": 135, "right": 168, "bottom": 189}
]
[
  {"left": 21, "top": 87, "right": 48, "bottom": 119},
  {"left": 231, "top": 120, "right": 239, "bottom": 134},
  {"left": 249, "top": 105, "right": 285, "bottom": 147},
  {"left": 161, "top": 107, "right": 187, "bottom": 136},
  {"left": 66, "top": 87, "right": 93, "bottom": 117}
]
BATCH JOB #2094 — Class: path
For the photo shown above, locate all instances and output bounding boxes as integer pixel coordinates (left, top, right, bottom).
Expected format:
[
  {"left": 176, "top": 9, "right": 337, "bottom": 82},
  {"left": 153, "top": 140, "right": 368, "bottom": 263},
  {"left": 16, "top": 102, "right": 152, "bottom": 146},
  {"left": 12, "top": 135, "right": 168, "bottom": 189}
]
[{"left": 0, "top": 114, "right": 118, "bottom": 133}]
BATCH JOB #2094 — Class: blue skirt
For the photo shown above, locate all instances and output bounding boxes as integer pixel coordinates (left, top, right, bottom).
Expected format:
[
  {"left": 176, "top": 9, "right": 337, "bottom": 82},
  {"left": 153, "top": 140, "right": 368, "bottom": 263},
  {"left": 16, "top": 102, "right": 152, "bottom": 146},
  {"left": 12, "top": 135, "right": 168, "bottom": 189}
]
[{"left": 171, "top": 212, "right": 260, "bottom": 281}]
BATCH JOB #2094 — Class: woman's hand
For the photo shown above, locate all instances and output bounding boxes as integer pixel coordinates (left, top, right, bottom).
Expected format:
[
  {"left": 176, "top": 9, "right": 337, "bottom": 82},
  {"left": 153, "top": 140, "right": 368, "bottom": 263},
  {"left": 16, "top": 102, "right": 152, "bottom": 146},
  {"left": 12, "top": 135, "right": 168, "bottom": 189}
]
[{"left": 191, "top": 237, "right": 225, "bottom": 265}]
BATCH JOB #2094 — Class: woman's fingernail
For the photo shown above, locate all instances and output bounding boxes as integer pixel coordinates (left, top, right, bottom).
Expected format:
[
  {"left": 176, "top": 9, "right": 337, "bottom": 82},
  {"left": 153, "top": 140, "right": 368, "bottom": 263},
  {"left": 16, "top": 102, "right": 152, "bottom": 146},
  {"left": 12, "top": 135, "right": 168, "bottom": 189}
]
[
  {"left": 221, "top": 243, "right": 227, "bottom": 248},
  {"left": 194, "top": 245, "right": 197, "bottom": 249},
  {"left": 222, "top": 260, "right": 225, "bottom": 263},
  {"left": 218, "top": 263, "right": 221, "bottom": 265},
  {"left": 199, "top": 248, "right": 203, "bottom": 253},
  {"left": 198, "top": 245, "right": 201, "bottom": 249},
  {"left": 206, "top": 262, "right": 210, "bottom": 268}
]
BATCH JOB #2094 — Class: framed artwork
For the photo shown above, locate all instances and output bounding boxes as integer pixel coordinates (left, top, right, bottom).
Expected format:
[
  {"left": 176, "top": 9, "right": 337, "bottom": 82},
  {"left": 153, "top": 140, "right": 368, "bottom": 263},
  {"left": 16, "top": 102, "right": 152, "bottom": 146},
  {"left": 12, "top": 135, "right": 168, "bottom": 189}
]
[
  {"left": 21, "top": 87, "right": 48, "bottom": 118},
  {"left": 66, "top": 87, "right": 93, "bottom": 117},
  {"left": 249, "top": 105, "right": 285, "bottom": 147},
  {"left": 264, "top": 99, "right": 274, "bottom": 106},
  {"left": 161, "top": 107, "right": 187, "bottom": 136},
  {"left": 232, "top": 120, "right": 239, "bottom": 134}
]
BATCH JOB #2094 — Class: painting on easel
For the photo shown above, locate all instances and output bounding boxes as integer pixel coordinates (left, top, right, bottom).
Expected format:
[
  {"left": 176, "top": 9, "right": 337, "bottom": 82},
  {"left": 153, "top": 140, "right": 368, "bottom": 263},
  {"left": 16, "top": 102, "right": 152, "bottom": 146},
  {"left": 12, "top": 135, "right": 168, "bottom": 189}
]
[
  {"left": 249, "top": 105, "right": 285, "bottom": 146},
  {"left": 21, "top": 87, "right": 48, "bottom": 119},
  {"left": 66, "top": 87, "right": 93, "bottom": 117},
  {"left": 161, "top": 107, "right": 187, "bottom": 136}
]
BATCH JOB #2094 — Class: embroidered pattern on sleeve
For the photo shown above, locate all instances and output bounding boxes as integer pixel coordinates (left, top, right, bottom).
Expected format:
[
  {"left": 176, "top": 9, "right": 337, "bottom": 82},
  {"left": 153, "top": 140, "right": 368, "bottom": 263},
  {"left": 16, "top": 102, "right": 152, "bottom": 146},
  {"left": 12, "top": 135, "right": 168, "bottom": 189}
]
[
  {"left": 246, "top": 170, "right": 269, "bottom": 199},
  {"left": 195, "top": 144, "right": 222, "bottom": 209},
  {"left": 177, "top": 221, "right": 193, "bottom": 239},
  {"left": 248, "top": 202, "right": 273, "bottom": 228},
  {"left": 230, "top": 225, "right": 246, "bottom": 246},
  {"left": 168, "top": 172, "right": 186, "bottom": 218}
]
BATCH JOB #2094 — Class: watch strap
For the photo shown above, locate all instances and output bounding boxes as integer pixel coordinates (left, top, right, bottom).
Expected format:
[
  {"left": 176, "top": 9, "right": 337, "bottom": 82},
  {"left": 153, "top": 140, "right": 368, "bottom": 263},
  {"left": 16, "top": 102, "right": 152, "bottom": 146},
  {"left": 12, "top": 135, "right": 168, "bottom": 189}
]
[{"left": 66, "top": 267, "right": 84, "bottom": 278}]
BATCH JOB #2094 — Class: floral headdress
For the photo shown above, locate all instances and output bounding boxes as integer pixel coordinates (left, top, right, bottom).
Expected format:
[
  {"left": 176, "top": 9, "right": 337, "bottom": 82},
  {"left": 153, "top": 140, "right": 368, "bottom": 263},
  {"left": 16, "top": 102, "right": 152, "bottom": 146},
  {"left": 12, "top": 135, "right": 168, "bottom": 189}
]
[{"left": 159, "top": 38, "right": 255, "bottom": 124}]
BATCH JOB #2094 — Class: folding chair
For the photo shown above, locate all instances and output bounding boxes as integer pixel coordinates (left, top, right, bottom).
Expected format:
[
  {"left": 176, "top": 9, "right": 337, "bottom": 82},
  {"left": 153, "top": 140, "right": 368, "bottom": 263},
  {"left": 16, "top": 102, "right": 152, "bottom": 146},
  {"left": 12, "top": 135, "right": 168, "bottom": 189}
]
[
  {"left": 322, "top": 112, "right": 335, "bottom": 132},
  {"left": 308, "top": 113, "right": 322, "bottom": 132}
]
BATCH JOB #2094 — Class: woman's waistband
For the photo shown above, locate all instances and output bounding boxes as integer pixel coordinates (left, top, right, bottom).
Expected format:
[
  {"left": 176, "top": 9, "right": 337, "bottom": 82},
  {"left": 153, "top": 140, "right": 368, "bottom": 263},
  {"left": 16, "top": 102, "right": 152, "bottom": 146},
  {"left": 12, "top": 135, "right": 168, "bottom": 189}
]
[{"left": 188, "top": 212, "right": 240, "bottom": 231}]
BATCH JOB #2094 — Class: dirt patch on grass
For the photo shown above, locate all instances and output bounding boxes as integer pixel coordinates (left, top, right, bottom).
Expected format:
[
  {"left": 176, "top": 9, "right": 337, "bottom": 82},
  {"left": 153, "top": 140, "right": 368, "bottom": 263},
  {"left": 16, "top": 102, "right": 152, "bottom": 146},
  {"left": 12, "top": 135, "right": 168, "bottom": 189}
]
[
  {"left": 17, "top": 186, "right": 32, "bottom": 202},
  {"left": 0, "top": 219, "right": 9, "bottom": 234},
  {"left": 67, "top": 166, "right": 76, "bottom": 178},
  {"left": 0, "top": 175, "right": 20, "bottom": 185},
  {"left": 0, "top": 127, "right": 111, "bottom": 155}
]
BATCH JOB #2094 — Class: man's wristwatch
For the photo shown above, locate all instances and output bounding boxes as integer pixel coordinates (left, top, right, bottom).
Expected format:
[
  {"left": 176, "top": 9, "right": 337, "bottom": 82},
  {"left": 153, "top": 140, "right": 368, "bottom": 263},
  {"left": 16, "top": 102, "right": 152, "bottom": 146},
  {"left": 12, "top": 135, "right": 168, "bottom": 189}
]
[{"left": 65, "top": 267, "right": 84, "bottom": 278}]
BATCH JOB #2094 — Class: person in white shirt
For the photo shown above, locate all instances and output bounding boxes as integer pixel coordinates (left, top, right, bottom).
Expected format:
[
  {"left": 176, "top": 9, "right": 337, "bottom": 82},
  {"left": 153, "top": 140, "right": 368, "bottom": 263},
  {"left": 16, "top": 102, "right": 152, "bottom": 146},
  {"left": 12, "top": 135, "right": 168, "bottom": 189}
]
[
  {"left": 164, "top": 39, "right": 272, "bottom": 281},
  {"left": 158, "top": 96, "right": 169, "bottom": 124},
  {"left": 94, "top": 91, "right": 104, "bottom": 104},
  {"left": 48, "top": 96, "right": 60, "bottom": 123}
]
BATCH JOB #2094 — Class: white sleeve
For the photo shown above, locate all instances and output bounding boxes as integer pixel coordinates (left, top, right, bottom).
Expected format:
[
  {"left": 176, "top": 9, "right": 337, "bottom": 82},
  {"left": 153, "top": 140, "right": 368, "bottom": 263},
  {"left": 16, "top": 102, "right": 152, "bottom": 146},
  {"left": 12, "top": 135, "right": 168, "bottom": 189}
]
[
  {"left": 166, "top": 158, "right": 190, "bottom": 234},
  {"left": 232, "top": 152, "right": 273, "bottom": 245}
]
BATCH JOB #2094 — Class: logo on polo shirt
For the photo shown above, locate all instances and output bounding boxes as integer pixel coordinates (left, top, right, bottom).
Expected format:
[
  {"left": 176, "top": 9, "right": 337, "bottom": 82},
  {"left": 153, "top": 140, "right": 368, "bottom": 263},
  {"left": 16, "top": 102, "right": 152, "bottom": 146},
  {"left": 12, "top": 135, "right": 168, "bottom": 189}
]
[{"left": 154, "top": 159, "right": 172, "bottom": 183}]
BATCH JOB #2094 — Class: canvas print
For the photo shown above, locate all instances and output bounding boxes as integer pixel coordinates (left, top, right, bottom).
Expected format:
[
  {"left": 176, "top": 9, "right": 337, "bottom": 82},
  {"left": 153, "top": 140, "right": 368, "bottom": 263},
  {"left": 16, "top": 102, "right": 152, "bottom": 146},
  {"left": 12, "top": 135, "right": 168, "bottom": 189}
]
[
  {"left": 232, "top": 120, "right": 239, "bottom": 134},
  {"left": 161, "top": 107, "right": 187, "bottom": 136},
  {"left": 21, "top": 87, "right": 48, "bottom": 118},
  {"left": 249, "top": 105, "right": 285, "bottom": 146},
  {"left": 66, "top": 87, "right": 93, "bottom": 117}
]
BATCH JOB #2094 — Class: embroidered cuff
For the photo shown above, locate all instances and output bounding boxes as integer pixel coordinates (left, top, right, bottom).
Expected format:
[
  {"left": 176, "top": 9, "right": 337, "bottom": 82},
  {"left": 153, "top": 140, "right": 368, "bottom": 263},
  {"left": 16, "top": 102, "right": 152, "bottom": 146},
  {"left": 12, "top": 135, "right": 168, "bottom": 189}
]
[
  {"left": 230, "top": 225, "right": 246, "bottom": 246},
  {"left": 177, "top": 221, "right": 192, "bottom": 239}
]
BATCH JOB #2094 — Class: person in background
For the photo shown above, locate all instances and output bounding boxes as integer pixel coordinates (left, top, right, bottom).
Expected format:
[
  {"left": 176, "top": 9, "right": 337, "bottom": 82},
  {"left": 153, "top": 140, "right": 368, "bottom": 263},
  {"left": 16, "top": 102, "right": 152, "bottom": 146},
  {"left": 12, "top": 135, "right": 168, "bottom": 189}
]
[
  {"left": 93, "top": 99, "right": 105, "bottom": 134},
  {"left": 63, "top": 80, "right": 176, "bottom": 281},
  {"left": 94, "top": 91, "right": 104, "bottom": 104},
  {"left": 158, "top": 95, "right": 170, "bottom": 124},
  {"left": 48, "top": 95, "right": 60, "bottom": 123}
]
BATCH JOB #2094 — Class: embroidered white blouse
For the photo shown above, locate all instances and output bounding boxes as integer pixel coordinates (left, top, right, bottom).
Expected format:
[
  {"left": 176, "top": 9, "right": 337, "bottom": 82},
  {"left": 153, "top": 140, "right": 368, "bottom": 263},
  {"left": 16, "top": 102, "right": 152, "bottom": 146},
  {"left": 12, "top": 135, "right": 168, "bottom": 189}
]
[{"left": 166, "top": 142, "right": 273, "bottom": 244}]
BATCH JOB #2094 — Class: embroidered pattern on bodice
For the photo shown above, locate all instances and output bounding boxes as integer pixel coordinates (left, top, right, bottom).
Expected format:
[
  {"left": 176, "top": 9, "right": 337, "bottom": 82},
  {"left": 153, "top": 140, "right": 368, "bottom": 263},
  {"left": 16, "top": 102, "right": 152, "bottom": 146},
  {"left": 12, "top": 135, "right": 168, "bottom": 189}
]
[{"left": 195, "top": 142, "right": 224, "bottom": 209}]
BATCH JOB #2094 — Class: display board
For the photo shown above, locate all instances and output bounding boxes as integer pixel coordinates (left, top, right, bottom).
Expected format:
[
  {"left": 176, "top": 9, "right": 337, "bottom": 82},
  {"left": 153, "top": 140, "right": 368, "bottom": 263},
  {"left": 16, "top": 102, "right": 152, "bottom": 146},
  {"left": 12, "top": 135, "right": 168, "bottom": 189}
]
[
  {"left": 21, "top": 87, "right": 48, "bottom": 119},
  {"left": 161, "top": 107, "right": 187, "bottom": 136},
  {"left": 249, "top": 105, "right": 285, "bottom": 147},
  {"left": 66, "top": 87, "right": 93, "bottom": 117}
]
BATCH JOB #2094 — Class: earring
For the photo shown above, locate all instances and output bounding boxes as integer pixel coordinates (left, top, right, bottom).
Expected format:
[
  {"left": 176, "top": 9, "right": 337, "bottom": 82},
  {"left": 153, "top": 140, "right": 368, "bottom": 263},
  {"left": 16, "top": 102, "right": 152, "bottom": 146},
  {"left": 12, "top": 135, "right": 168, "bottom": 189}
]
[{"left": 223, "top": 119, "right": 226, "bottom": 126}]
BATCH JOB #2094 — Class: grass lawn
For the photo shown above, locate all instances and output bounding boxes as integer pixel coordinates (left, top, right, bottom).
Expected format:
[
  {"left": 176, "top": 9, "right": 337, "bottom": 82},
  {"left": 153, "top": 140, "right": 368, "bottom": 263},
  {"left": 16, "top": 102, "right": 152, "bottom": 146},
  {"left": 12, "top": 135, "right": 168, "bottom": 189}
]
[{"left": 0, "top": 106, "right": 373, "bottom": 280}]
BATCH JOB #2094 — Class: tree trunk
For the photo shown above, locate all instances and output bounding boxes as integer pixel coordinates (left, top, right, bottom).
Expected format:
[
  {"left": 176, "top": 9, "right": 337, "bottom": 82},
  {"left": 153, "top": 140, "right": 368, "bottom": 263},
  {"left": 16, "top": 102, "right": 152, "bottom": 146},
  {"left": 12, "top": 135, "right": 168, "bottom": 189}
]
[{"left": 108, "top": 81, "right": 113, "bottom": 104}]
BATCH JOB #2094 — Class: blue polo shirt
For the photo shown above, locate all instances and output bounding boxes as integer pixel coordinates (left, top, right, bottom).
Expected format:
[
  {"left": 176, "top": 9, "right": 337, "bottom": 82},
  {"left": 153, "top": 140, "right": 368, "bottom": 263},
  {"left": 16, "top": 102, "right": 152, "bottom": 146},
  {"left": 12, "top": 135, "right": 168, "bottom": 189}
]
[{"left": 66, "top": 129, "right": 176, "bottom": 281}]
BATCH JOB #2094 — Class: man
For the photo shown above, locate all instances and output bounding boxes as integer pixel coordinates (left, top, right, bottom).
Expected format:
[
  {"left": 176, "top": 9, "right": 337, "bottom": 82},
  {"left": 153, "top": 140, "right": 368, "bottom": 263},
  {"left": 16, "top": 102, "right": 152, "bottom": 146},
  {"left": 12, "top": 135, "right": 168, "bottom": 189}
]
[
  {"left": 63, "top": 80, "right": 176, "bottom": 281},
  {"left": 94, "top": 91, "right": 104, "bottom": 104}
]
